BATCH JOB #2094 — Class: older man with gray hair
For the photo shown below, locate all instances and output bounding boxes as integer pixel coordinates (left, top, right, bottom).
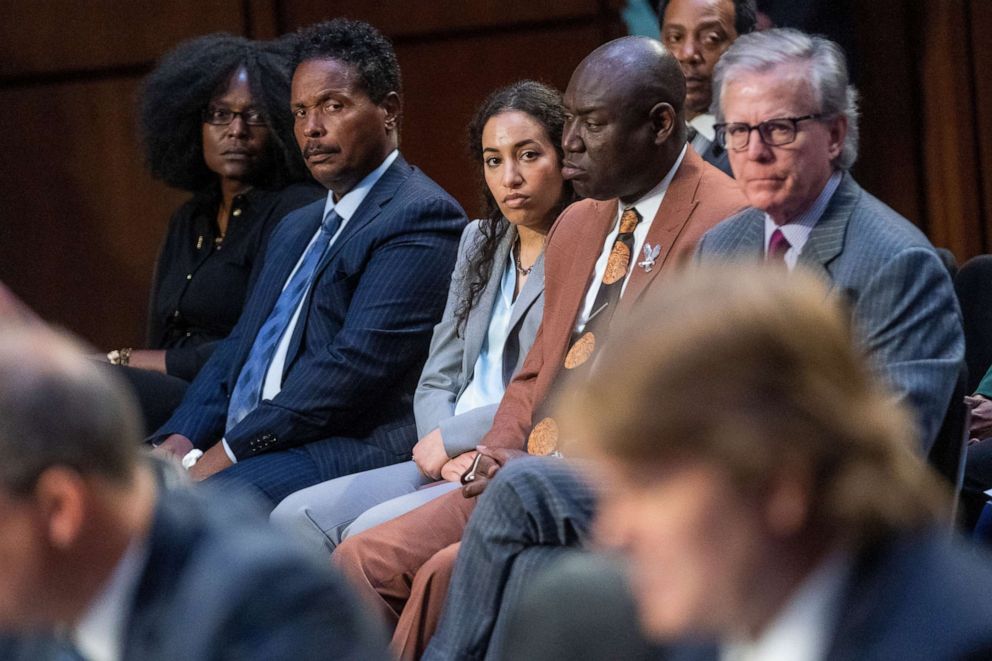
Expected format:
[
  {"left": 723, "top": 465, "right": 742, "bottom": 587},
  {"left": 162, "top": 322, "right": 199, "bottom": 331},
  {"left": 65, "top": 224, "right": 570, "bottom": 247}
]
[{"left": 698, "top": 28, "right": 962, "bottom": 453}]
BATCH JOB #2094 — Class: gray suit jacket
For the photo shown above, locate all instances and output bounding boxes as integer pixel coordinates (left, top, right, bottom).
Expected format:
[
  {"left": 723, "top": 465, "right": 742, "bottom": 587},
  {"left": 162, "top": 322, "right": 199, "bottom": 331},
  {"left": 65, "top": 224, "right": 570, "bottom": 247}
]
[
  {"left": 697, "top": 172, "right": 964, "bottom": 451},
  {"left": 415, "top": 220, "right": 545, "bottom": 457}
]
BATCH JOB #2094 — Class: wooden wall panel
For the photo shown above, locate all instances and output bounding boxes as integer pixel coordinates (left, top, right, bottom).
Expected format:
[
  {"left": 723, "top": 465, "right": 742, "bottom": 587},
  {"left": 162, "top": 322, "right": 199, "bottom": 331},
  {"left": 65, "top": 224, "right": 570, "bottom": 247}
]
[
  {"left": 969, "top": 0, "right": 992, "bottom": 253},
  {"left": 0, "top": 1, "right": 249, "bottom": 78},
  {"left": 279, "top": 0, "right": 609, "bottom": 36},
  {"left": 0, "top": 3, "right": 623, "bottom": 349},
  {"left": 849, "top": 1, "right": 924, "bottom": 230},
  {"left": 921, "top": 1, "right": 985, "bottom": 259},
  {"left": 397, "top": 24, "right": 610, "bottom": 213},
  {"left": 0, "top": 78, "right": 187, "bottom": 348}
]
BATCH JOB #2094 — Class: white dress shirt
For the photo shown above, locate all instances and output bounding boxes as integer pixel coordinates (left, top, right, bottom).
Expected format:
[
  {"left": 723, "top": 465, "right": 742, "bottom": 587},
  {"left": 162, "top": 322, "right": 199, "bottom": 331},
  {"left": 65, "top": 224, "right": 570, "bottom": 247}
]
[
  {"left": 763, "top": 171, "right": 842, "bottom": 270},
  {"left": 689, "top": 112, "right": 717, "bottom": 145},
  {"left": 575, "top": 144, "right": 687, "bottom": 332},
  {"left": 721, "top": 550, "right": 851, "bottom": 661},
  {"left": 73, "top": 539, "right": 149, "bottom": 661},
  {"left": 221, "top": 149, "right": 399, "bottom": 462},
  {"left": 454, "top": 257, "right": 518, "bottom": 415}
]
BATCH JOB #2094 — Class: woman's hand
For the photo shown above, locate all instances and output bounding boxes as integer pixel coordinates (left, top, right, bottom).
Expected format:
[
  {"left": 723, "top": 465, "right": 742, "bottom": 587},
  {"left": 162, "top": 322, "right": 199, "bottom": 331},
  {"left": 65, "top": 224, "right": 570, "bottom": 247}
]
[
  {"left": 412, "top": 428, "right": 450, "bottom": 479},
  {"left": 127, "top": 350, "right": 168, "bottom": 373},
  {"left": 440, "top": 451, "right": 479, "bottom": 483}
]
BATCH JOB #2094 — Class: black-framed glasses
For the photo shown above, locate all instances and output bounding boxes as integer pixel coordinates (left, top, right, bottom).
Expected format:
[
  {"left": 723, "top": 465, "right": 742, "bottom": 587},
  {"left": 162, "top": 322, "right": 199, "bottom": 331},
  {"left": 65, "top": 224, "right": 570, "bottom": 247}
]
[
  {"left": 714, "top": 114, "right": 824, "bottom": 151},
  {"left": 202, "top": 106, "right": 267, "bottom": 126}
]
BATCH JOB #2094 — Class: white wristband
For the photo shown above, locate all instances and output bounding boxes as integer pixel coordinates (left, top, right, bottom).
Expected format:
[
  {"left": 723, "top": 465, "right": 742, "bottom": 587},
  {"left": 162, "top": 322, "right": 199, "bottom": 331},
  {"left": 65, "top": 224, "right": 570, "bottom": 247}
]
[{"left": 181, "top": 449, "right": 204, "bottom": 470}]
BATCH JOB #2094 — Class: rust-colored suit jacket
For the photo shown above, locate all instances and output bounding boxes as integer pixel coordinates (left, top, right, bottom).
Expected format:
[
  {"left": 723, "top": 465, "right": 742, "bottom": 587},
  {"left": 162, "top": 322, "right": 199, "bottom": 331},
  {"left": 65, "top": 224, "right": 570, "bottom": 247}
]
[{"left": 480, "top": 147, "right": 748, "bottom": 450}]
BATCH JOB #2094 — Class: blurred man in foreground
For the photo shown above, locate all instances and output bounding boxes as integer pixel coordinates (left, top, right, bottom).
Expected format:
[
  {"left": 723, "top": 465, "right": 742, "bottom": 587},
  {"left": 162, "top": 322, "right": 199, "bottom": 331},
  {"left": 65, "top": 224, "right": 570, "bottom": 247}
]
[
  {"left": 501, "top": 265, "right": 992, "bottom": 660},
  {"left": 0, "top": 321, "right": 386, "bottom": 660}
]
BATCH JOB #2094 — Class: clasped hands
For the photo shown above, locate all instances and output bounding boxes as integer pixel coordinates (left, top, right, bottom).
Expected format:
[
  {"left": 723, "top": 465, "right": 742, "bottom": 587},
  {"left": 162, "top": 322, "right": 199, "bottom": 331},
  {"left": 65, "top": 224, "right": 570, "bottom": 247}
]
[{"left": 411, "top": 428, "right": 527, "bottom": 498}]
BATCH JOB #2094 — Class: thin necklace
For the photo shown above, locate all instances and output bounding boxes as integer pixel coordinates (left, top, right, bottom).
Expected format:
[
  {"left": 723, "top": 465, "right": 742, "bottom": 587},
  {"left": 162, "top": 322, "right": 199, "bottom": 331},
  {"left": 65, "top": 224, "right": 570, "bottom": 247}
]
[{"left": 513, "top": 236, "right": 535, "bottom": 276}]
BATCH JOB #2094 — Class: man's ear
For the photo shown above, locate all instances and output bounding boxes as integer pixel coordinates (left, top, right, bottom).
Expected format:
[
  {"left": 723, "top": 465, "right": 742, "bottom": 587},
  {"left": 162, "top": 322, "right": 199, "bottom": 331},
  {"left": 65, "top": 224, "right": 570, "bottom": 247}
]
[
  {"left": 649, "top": 102, "right": 677, "bottom": 146},
  {"left": 826, "top": 113, "right": 848, "bottom": 163},
  {"left": 33, "top": 467, "right": 87, "bottom": 549},
  {"left": 380, "top": 91, "right": 402, "bottom": 131}
]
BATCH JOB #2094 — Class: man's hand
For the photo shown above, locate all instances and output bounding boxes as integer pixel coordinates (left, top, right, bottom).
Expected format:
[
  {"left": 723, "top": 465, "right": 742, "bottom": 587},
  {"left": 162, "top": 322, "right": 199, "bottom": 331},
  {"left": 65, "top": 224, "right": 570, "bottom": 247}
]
[
  {"left": 151, "top": 434, "right": 194, "bottom": 460},
  {"left": 440, "top": 451, "right": 478, "bottom": 483},
  {"left": 460, "top": 445, "right": 529, "bottom": 498},
  {"left": 966, "top": 395, "right": 992, "bottom": 442},
  {"left": 188, "top": 443, "right": 234, "bottom": 482},
  {"left": 412, "top": 428, "right": 449, "bottom": 479}
]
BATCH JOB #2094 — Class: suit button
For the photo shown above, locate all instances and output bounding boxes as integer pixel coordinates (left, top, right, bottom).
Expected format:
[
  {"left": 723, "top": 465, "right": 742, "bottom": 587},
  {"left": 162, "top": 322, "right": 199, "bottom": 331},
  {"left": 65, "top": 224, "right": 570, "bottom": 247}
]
[
  {"left": 232, "top": 208, "right": 242, "bottom": 217},
  {"left": 186, "top": 273, "right": 192, "bottom": 280}
]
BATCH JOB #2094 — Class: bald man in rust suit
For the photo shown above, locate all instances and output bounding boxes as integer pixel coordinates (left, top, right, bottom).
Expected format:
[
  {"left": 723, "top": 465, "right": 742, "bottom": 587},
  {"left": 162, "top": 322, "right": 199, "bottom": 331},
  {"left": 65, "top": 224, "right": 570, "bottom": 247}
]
[{"left": 334, "top": 36, "right": 748, "bottom": 660}]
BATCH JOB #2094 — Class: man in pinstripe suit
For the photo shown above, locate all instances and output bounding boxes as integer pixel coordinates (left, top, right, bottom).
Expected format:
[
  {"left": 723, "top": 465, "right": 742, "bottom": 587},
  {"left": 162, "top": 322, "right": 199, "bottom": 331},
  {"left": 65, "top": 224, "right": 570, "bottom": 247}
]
[
  {"left": 697, "top": 28, "right": 962, "bottom": 452},
  {"left": 150, "top": 19, "right": 467, "bottom": 508}
]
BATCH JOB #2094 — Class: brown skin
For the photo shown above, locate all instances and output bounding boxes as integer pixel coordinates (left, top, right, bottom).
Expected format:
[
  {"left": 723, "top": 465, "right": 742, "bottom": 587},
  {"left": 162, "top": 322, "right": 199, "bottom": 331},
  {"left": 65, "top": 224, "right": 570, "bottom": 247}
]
[
  {"left": 291, "top": 57, "right": 400, "bottom": 199},
  {"left": 202, "top": 67, "right": 272, "bottom": 229},
  {"left": 561, "top": 38, "right": 686, "bottom": 205},
  {"left": 119, "top": 68, "right": 272, "bottom": 375},
  {"left": 660, "top": 0, "right": 739, "bottom": 120}
]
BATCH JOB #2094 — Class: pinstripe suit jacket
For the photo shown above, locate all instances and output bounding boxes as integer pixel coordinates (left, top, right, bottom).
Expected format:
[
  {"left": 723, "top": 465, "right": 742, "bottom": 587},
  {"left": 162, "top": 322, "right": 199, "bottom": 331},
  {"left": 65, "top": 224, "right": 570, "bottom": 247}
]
[
  {"left": 155, "top": 155, "right": 467, "bottom": 461},
  {"left": 415, "top": 220, "right": 545, "bottom": 457},
  {"left": 697, "top": 172, "right": 964, "bottom": 451}
]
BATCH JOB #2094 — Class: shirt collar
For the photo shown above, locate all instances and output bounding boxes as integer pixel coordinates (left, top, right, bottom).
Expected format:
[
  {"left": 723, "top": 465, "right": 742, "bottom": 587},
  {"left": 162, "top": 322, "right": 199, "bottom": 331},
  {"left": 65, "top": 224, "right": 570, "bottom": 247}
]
[
  {"left": 321, "top": 149, "right": 399, "bottom": 222},
  {"left": 721, "top": 549, "right": 851, "bottom": 661},
  {"left": 763, "top": 170, "right": 843, "bottom": 257},
  {"left": 73, "top": 537, "right": 149, "bottom": 661},
  {"left": 689, "top": 113, "right": 717, "bottom": 142},
  {"left": 618, "top": 143, "right": 688, "bottom": 225}
]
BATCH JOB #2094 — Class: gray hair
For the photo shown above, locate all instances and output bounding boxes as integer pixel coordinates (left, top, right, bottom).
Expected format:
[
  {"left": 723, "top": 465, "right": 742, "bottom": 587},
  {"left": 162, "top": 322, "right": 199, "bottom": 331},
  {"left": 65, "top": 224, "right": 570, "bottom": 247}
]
[
  {"left": 0, "top": 322, "right": 141, "bottom": 494},
  {"left": 712, "top": 28, "right": 860, "bottom": 170}
]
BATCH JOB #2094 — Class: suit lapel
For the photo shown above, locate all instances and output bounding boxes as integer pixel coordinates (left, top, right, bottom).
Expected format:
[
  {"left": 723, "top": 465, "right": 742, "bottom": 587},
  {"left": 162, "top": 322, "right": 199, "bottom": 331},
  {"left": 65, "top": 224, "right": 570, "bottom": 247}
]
[
  {"left": 507, "top": 252, "right": 544, "bottom": 332},
  {"left": 796, "top": 172, "right": 858, "bottom": 281},
  {"left": 283, "top": 156, "right": 413, "bottom": 372},
  {"left": 462, "top": 226, "right": 515, "bottom": 378},
  {"left": 549, "top": 200, "right": 617, "bottom": 353},
  {"left": 617, "top": 150, "right": 702, "bottom": 317},
  {"left": 315, "top": 155, "right": 412, "bottom": 280}
]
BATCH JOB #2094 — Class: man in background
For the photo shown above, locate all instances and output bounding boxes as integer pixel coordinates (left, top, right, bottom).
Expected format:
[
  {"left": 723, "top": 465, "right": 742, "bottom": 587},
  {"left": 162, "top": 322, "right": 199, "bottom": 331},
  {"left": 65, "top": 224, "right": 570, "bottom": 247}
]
[{"left": 658, "top": 0, "right": 758, "bottom": 174}]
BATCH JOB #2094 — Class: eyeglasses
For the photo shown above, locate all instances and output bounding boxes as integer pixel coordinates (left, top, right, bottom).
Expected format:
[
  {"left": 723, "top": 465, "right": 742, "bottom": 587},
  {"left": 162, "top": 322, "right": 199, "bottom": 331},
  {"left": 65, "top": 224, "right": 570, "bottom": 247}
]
[
  {"left": 714, "top": 114, "right": 824, "bottom": 151},
  {"left": 202, "top": 106, "right": 267, "bottom": 126}
]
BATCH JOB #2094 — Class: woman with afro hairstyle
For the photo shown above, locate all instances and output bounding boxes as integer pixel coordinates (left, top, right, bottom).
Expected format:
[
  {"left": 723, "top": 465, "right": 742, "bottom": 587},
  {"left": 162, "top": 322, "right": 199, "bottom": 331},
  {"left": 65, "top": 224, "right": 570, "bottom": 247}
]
[{"left": 106, "top": 33, "right": 322, "bottom": 429}]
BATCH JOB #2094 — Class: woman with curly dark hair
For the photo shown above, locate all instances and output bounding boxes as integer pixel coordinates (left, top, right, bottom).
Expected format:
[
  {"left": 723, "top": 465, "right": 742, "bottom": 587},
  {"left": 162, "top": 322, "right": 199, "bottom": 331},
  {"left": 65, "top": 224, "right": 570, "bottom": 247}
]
[
  {"left": 105, "top": 34, "right": 322, "bottom": 385},
  {"left": 272, "top": 81, "right": 576, "bottom": 570}
]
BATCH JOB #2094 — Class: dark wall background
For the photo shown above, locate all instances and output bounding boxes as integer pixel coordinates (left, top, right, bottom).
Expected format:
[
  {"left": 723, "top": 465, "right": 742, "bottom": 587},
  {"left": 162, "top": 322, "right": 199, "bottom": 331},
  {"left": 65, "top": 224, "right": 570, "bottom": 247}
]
[{"left": 0, "top": 0, "right": 987, "bottom": 351}]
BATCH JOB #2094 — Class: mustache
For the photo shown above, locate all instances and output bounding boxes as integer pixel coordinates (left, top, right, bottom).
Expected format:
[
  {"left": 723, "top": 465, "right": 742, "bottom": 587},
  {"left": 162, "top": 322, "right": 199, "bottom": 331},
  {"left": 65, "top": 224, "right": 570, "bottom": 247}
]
[{"left": 303, "top": 143, "right": 338, "bottom": 159}]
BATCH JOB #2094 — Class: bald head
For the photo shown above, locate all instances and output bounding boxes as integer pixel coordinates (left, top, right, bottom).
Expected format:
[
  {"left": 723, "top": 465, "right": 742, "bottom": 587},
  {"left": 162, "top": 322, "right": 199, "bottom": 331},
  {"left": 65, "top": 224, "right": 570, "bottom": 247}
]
[
  {"left": 578, "top": 36, "right": 686, "bottom": 115},
  {"left": 562, "top": 37, "right": 688, "bottom": 203}
]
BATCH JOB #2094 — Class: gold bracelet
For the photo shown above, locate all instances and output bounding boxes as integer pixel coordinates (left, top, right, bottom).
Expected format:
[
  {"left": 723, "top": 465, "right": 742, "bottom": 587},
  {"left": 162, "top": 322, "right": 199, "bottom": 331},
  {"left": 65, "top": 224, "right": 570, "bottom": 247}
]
[{"left": 107, "top": 348, "right": 132, "bottom": 366}]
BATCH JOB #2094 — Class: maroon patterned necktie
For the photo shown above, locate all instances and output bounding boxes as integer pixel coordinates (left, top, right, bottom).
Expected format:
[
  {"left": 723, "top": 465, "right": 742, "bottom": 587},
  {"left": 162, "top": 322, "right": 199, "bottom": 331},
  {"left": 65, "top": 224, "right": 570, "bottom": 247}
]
[{"left": 767, "top": 227, "right": 791, "bottom": 264}]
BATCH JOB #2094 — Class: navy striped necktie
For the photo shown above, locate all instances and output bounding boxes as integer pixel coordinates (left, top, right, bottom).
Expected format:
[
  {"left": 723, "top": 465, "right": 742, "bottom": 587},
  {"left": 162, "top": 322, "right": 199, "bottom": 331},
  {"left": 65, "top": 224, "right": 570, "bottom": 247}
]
[{"left": 225, "top": 209, "right": 342, "bottom": 432}]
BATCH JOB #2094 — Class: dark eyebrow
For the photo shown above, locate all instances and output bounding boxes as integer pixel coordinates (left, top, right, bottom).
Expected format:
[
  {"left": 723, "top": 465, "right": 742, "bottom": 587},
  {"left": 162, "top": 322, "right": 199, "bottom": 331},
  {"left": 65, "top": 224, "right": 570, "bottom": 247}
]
[
  {"left": 693, "top": 19, "right": 728, "bottom": 31},
  {"left": 482, "top": 139, "right": 542, "bottom": 153}
]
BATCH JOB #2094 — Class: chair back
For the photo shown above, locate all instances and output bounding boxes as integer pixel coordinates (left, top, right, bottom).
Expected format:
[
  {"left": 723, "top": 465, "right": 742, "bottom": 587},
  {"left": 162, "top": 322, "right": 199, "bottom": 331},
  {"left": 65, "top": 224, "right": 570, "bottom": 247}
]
[{"left": 954, "top": 255, "right": 992, "bottom": 392}]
